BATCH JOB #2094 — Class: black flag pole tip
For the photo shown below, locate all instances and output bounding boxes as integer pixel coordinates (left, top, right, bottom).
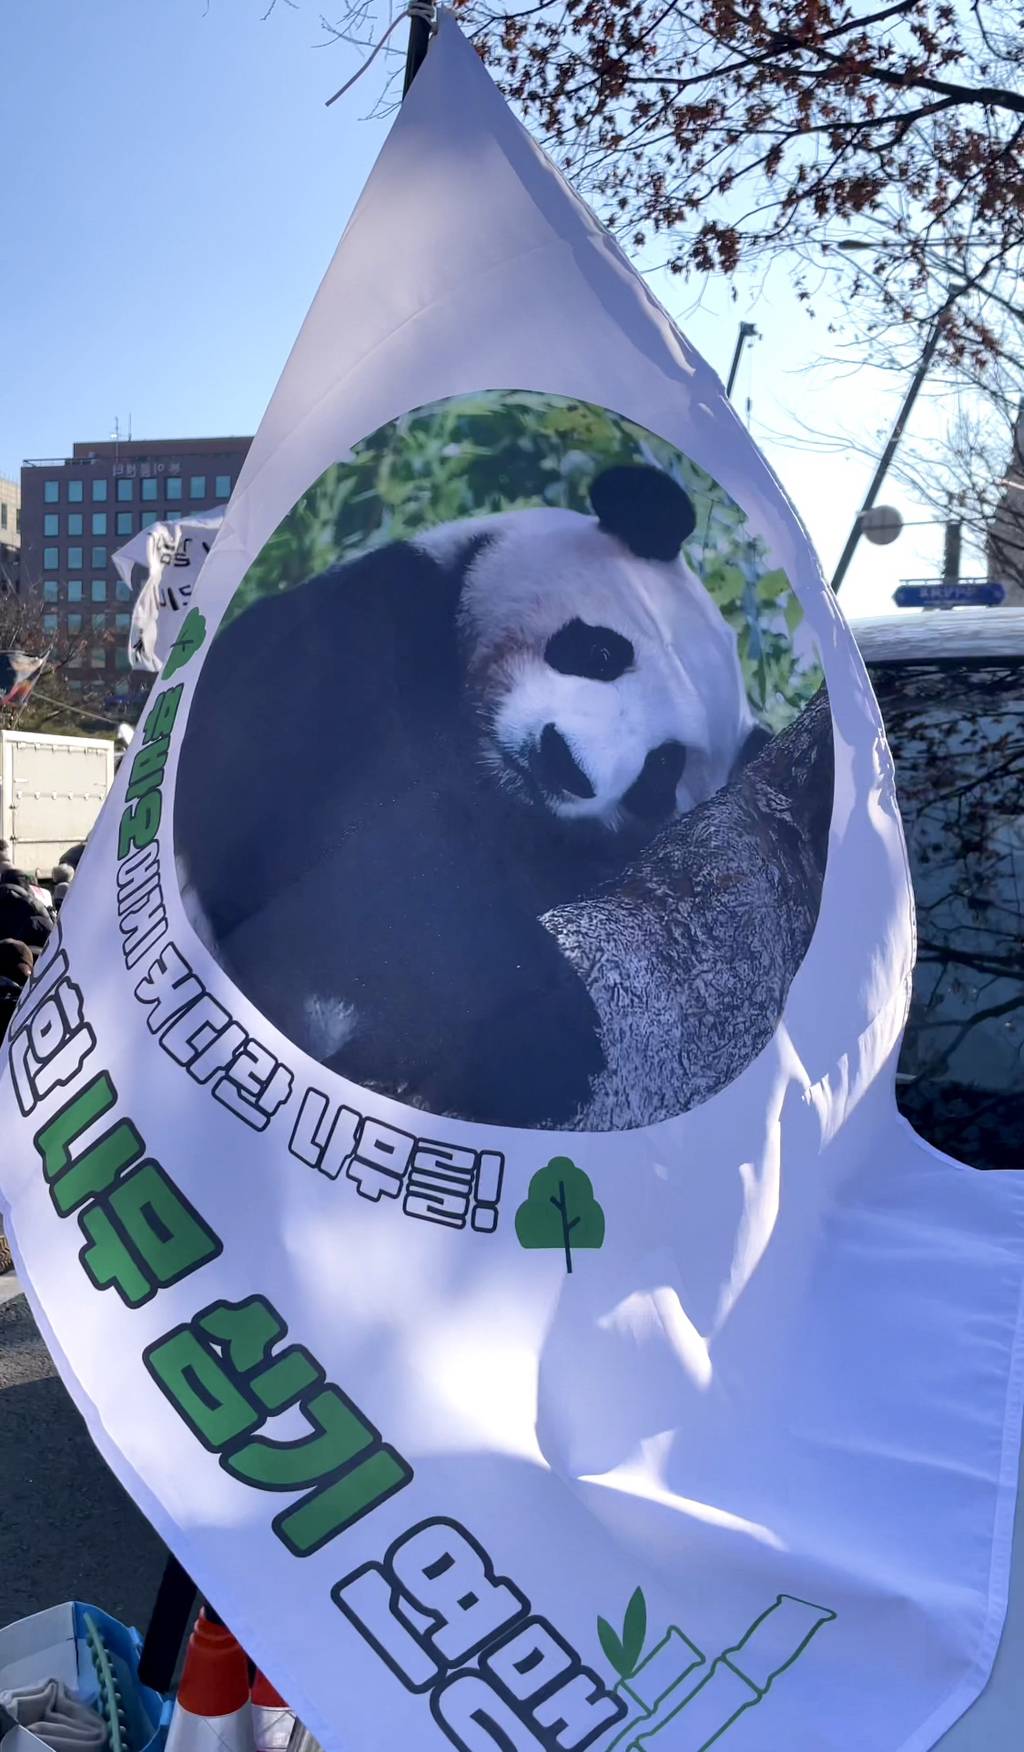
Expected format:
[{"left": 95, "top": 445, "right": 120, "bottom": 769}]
[
  {"left": 324, "top": 3, "right": 438, "bottom": 109},
  {"left": 403, "top": 1, "right": 438, "bottom": 95}
]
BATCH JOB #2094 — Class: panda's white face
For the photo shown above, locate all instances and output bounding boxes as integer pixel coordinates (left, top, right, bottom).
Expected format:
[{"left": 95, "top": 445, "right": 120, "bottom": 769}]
[{"left": 443, "top": 506, "right": 755, "bottom": 828}]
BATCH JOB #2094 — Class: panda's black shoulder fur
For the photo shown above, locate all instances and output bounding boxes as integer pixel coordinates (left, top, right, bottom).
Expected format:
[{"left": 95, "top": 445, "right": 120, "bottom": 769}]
[
  {"left": 177, "top": 539, "right": 465, "bottom": 921},
  {"left": 174, "top": 532, "right": 606, "bottom": 1128}
]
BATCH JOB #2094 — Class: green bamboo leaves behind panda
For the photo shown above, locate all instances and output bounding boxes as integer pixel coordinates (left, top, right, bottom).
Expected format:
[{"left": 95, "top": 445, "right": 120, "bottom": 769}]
[{"left": 230, "top": 391, "right": 822, "bottom": 731}]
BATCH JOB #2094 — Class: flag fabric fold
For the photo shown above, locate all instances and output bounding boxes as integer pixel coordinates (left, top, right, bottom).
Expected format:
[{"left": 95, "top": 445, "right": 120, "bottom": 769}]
[
  {"left": 114, "top": 510, "right": 222, "bottom": 672},
  {"left": 0, "top": 649, "right": 47, "bottom": 706}
]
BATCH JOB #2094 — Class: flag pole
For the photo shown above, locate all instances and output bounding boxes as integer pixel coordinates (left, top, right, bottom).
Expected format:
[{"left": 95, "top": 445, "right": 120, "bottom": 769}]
[
  {"left": 402, "top": 4, "right": 434, "bottom": 95},
  {"left": 141, "top": 2, "right": 438, "bottom": 1683},
  {"left": 324, "top": 5, "right": 435, "bottom": 109}
]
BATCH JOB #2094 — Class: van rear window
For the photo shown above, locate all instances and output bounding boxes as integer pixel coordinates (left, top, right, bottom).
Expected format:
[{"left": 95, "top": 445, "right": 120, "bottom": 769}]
[{"left": 869, "top": 657, "right": 1024, "bottom": 1170}]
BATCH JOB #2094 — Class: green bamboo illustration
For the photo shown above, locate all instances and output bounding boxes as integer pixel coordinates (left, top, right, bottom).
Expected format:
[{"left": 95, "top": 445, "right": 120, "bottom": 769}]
[{"left": 603, "top": 1592, "right": 835, "bottom": 1752}]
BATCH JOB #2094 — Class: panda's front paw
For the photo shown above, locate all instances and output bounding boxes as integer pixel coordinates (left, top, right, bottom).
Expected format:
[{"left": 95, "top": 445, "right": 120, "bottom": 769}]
[{"left": 460, "top": 969, "right": 604, "bottom": 1130}]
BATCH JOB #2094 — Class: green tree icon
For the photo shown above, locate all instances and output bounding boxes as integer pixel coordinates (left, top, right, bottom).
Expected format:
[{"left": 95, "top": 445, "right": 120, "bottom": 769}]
[
  {"left": 515, "top": 1156, "right": 605, "bottom": 1274},
  {"left": 597, "top": 1587, "right": 648, "bottom": 1681},
  {"left": 163, "top": 608, "right": 207, "bottom": 679}
]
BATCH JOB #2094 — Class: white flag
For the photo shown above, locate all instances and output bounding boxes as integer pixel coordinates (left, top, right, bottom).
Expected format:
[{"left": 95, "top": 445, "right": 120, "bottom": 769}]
[
  {"left": 1, "top": 18, "right": 1022, "bottom": 1752},
  {"left": 114, "top": 509, "right": 222, "bottom": 672}
]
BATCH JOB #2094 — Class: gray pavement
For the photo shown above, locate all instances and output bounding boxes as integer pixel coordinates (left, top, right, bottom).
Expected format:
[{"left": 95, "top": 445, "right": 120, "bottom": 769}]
[{"left": 0, "top": 1278, "right": 166, "bottom": 1637}]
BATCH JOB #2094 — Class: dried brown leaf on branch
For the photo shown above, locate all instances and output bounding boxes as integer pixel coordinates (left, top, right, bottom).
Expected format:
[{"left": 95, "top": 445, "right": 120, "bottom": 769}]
[{"left": 449, "top": 0, "right": 1024, "bottom": 381}]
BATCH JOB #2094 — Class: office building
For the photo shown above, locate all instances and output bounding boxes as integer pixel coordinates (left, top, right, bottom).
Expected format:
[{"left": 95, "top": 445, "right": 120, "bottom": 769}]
[
  {"left": 0, "top": 475, "right": 19, "bottom": 550},
  {"left": 20, "top": 436, "right": 252, "bottom": 708},
  {"left": 0, "top": 476, "right": 20, "bottom": 593}
]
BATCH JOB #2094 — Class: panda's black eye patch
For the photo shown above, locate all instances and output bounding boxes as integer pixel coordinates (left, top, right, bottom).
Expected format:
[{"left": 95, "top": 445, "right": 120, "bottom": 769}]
[{"left": 544, "top": 619, "right": 634, "bottom": 683}]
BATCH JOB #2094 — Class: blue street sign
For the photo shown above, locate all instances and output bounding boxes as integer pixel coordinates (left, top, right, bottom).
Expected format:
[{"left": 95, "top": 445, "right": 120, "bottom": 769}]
[{"left": 893, "top": 580, "right": 1006, "bottom": 609}]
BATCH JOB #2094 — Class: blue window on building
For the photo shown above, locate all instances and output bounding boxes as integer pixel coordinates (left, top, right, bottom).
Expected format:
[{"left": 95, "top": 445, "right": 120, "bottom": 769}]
[
  {"left": 140, "top": 509, "right": 159, "bottom": 527},
  {"left": 215, "top": 474, "right": 231, "bottom": 499},
  {"left": 116, "top": 511, "right": 133, "bottom": 536},
  {"left": 67, "top": 513, "right": 83, "bottom": 536},
  {"left": 67, "top": 580, "right": 83, "bottom": 602},
  {"left": 116, "top": 649, "right": 130, "bottom": 672},
  {"left": 189, "top": 475, "right": 207, "bottom": 500},
  {"left": 92, "top": 478, "right": 108, "bottom": 502},
  {"left": 67, "top": 613, "right": 83, "bottom": 635},
  {"left": 92, "top": 512, "right": 107, "bottom": 536},
  {"left": 90, "top": 647, "right": 105, "bottom": 670},
  {"left": 92, "top": 613, "right": 107, "bottom": 632},
  {"left": 115, "top": 612, "right": 131, "bottom": 632},
  {"left": 67, "top": 481, "right": 83, "bottom": 503},
  {"left": 115, "top": 578, "right": 132, "bottom": 601},
  {"left": 44, "top": 513, "right": 60, "bottom": 537},
  {"left": 116, "top": 478, "right": 133, "bottom": 502},
  {"left": 43, "top": 613, "right": 59, "bottom": 634},
  {"left": 43, "top": 580, "right": 59, "bottom": 602},
  {"left": 166, "top": 476, "right": 182, "bottom": 501},
  {"left": 43, "top": 546, "right": 59, "bottom": 570},
  {"left": 68, "top": 546, "right": 83, "bottom": 569},
  {"left": 44, "top": 480, "right": 59, "bottom": 503},
  {"left": 167, "top": 510, "right": 184, "bottom": 524},
  {"left": 91, "top": 579, "right": 107, "bottom": 602},
  {"left": 141, "top": 478, "right": 158, "bottom": 502},
  {"left": 91, "top": 546, "right": 107, "bottom": 568}
]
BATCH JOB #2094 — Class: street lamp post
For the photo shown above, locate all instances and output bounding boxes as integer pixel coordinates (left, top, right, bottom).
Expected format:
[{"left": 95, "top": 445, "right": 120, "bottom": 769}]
[
  {"left": 830, "top": 299, "right": 952, "bottom": 593},
  {"left": 726, "top": 322, "right": 758, "bottom": 399}
]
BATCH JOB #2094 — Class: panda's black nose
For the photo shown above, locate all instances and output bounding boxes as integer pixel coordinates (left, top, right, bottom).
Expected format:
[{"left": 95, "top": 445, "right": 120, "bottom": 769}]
[
  {"left": 623, "top": 740, "right": 687, "bottom": 820},
  {"left": 537, "top": 723, "right": 595, "bottom": 799}
]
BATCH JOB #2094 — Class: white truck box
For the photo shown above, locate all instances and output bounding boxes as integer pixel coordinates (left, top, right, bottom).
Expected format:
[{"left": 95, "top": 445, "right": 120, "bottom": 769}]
[{"left": 0, "top": 730, "right": 115, "bottom": 875}]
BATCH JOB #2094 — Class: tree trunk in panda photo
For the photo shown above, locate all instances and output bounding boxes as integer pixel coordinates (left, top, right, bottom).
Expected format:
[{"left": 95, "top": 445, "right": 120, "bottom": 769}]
[{"left": 544, "top": 687, "right": 833, "bottom": 1129}]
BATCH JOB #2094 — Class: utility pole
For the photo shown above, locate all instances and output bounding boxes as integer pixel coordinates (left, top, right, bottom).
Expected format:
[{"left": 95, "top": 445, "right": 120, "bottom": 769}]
[
  {"left": 830, "top": 298, "right": 955, "bottom": 593},
  {"left": 726, "top": 322, "right": 758, "bottom": 399}
]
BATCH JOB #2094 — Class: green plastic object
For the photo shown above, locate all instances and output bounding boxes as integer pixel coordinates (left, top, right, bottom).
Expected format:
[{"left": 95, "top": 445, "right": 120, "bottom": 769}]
[{"left": 82, "top": 1612, "right": 128, "bottom": 1752}]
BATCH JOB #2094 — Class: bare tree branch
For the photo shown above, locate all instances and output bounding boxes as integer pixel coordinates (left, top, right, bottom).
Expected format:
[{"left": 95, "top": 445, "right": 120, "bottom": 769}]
[{"left": 436, "top": 0, "right": 1024, "bottom": 387}]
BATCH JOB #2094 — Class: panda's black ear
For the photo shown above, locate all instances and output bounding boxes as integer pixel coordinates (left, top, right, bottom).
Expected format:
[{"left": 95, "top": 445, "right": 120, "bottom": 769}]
[{"left": 589, "top": 465, "right": 696, "bottom": 562}]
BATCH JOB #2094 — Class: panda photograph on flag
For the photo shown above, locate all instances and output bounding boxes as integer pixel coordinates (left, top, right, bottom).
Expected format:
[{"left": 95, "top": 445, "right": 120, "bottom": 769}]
[{"left": 175, "top": 389, "right": 829, "bottom": 1131}]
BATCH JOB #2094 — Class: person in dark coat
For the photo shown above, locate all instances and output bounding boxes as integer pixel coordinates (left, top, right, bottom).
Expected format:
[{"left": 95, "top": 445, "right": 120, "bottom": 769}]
[
  {"left": 0, "top": 883, "right": 52, "bottom": 951},
  {"left": 0, "top": 936, "right": 33, "bottom": 1044}
]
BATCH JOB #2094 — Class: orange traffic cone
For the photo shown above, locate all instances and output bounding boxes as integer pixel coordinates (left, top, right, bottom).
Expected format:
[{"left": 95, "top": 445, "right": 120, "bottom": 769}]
[
  {"left": 251, "top": 1673, "right": 294, "bottom": 1752},
  {"left": 165, "top": 1612, "right": 255, "bottom": 1752}
]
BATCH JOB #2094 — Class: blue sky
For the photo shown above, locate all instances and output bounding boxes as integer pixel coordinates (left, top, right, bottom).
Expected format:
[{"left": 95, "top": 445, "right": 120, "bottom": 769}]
[{"left": 1, "top": 0, "right": 977, "bottom": 617}]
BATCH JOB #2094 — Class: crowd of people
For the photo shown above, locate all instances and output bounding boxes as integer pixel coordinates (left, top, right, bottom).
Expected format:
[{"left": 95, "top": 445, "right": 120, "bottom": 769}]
[
  {"left": 0, "top": 838, "right": 77, "bottom": 1045},
  {"left": 0, "top": 838, "right": 79, "bottom": 1273}
]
